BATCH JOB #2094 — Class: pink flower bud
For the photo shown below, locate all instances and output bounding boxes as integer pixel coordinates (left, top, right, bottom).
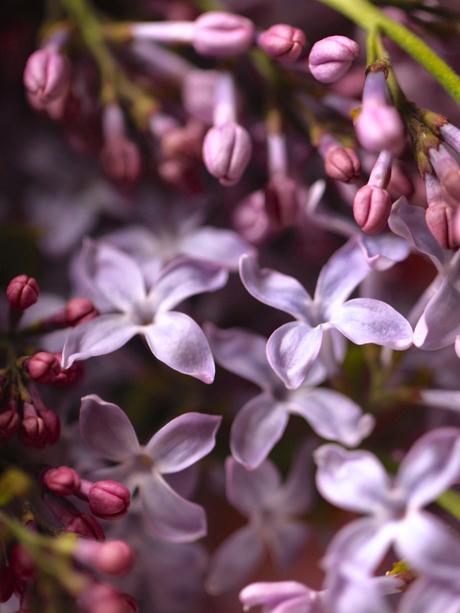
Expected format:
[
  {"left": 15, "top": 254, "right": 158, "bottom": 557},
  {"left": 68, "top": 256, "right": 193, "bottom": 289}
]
[
  {"left": 66, "top": 513, "right": 105, "bottom": 541},
  {"left": 41, "top": 409, "right": 61, "bottom": 444},
  {"left": 324, "top": 146, "right": 360, "bottom": 183},
  {"left": 100, "top": 137, "right": 142, "bottom": 183},
  {"left": 76, "top": 540, "right": 134, "bottom": 575},
  {"left": 79, "top": 584, "right": 138, "bottom": 613},
  {"left": 27, "top": 352, "right": 60, "bottom": 383},
  {"left": 193, "top": 12, "right": 254, "bottom": 57},
  {"left": 51, "top": 354, "right": 84, "bottom": 386},
  {"left": 426, "top": 201, "right": 457, "bottom": 250},
  {"left": 6, "top": 275, "right": 39, "bottom": 310},
  {"left": 43, "top": 466, "right": 80, "bottom": 496},
  {"left": 65, "top": 298, "right": 99, "bottom": 326},
  {"left": 233, "top": 190, "right": 271, "bottom": 244},
  {"left": 10, "top": 544, "right": 35, "bottom": 582},
  {"left": 353, "top": 185, "right": 392, "bottom": 234},
  {"left": 308, "top": 35, "right": 359, "bottom": 83},
  {"left": 264, "top": 176, "right": 299, "bottom": 229},
  {"left": 203, "top": 123, "right": 252, "bottom": 185},
  {"left": 19, "top": 404, "right": 47, "bottom": 448},
  {"left": 88, "top": 481, "right": 131, "bottom": 520},
  {"left": 257, "top": 24, "right": 306, "bottom": 63},
  {"left": 0, "top": 401, "right": 20, "bottom": 439},
  {"left": 0, "top": 566, "right": 16, "bottom": 602},
  {"left": 23, "top": 48, "right": 70, "bottom": 105}
]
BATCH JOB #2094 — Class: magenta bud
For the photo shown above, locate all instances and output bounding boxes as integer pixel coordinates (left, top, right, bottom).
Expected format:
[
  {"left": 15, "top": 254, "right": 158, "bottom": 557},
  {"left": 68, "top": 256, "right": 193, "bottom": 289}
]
[
  {"left": 10, "top": 544, "right": 35, "bottom": 582},
  {"left": 67, "top": 513, "right": 105, "bottom": 541},
  {"left": 0, "top": 566, "right": 16, "bottom": 603},
  {"left": 203, "top": 122, "right": 252, "bottom": 185},
  {"left": 88, "top": 481, "right": 131, "bottom": 520},
  {"left": 0, "top": 401, "right": 20, "bottom": 439},
  {"left": 353, "top": 185, "right": 392, "bottom": 234},
  {"left": 79, "top": 584, "right": 138, "bottom": 613},
  {"left": 42, "top": 409, "right": 61, "bottom": 444},
  {"left": 426, "top": 201, "right": 457, "bottom": 250},
  {"left": 193, "top": 12, "right": 254, "bottom": 57},
  {"left": 324, "top": 146, "right": 361, "bottom": 183},
  {"left": 43, "top": 466, "right": 80, "bottom": 496},
  {"left": 101, "top": 137, "right": 142, "bottom": 183},
  {"left": 19, "top": 404, "right": 48, "bottom": 448},
  {"left": 27, "top": 352, "right": 60, "bottom": 384},
  {"left": 6, "top": 275, "right": 39, "bottom": 310},
  {"left": 258, "top": 24, "right": 306, "bottom": 63},
  {"left": 264, "top": 176, "right": 299, "bottom": 229},
  {"left": 65, "top": 298, "right": 98, "bottom": 326},
  {"left": 23, "top": 48, "right": 70, "bottom": 105},
  {"left": 76, "top": 540, "right": 134, "bottom": 575},
  {"left": 308, "top": 35, "right": 359, "bottom": 83},
  {"left": 355, "top": 104, "right": 405, "bottom": 155},
  {"left": 233, "top": 190, "right": 271, "bottom": 244}
]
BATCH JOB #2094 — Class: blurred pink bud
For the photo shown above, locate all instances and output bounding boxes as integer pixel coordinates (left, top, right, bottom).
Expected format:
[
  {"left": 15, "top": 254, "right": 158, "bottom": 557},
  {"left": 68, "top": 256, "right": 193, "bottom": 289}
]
[
  {"left": 426, "top": 201, "right": 457, "bottom": 249},
  {"left": 161, "top": 120, "right": 205, "bottom": 159},
  {"left": 6, "top": 275, "right": 39, "bottom": 310},
  {"left": 324, "top": 146, "right": 360, "bottom": 182},
  {"left": 88, "top": 481, "right": 131, "bottom": 520},
  {"left": 65, "top": 298, "right": 99, "bottom": 326},
  {"left": 101, "top": 137, "right": 142, "bottom": 183},
  {"left": 257, "top": 24, "right": 306, "bottom": 63},
  {"left": 193, "top": 12, "right": 254, "bottom": 57},
  {"left": 10, "top": 544, "right": 35, "bottom": 582},
  {"left": 52, "top": 355, "right": 84, "bottom": 386},
  {"left": 41, "top": 409, "right": 61, "bottom": 444},
  {"left": 23, "top": 48, "right": 70, "bottom": 104},
  {"left": 19, "top": 404, "right": 47, "bottom": 448},
  {"left": 79, "top": 584, "right": 138, "bottom": 613},
  {"left": 66, "top": 513, "right": 105, "bottom": 541},
  {"left": 76, "top": 540, "right": 134, "bottom": 575},
  {"left": 353, "top": 185, "right": 392, "bottom": 234},
  {"left": 265, "top": 176, "right": 299, "bottom": 229},
  {"left": 0, "top": 566, "right": 16, "bottom": 603},
  {"left": 233, "top": 191, "right": 271, "bottom": 244},
  {"left": 203, "top": 123, "right": 252, "bottom": 185},
  {"left": 43, "top": 466, "right": 80, "bottom": 496},
  {"left": 0, "top": 401, "right": 20, "bottom": 439},
  {"left": 27, "top": 352, "right": 60, "bottom": 383},
  {"left": 308, "top": 35, "right": 359, "bottom": 83}
]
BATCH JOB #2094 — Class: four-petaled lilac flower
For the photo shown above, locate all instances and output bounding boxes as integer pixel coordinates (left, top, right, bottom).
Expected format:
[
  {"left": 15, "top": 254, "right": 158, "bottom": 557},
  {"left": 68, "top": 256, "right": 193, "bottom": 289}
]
[
  {"left": 79, "top": 395, "right": 221, "bottom": 542},
  {"left": 240, "top": 237, "right": 413, "bottom": 388},
  {"left": 206, "top": 448, "right": 313, "bottom": 594},
  {"left": 206, "top": 324, "right": 374, "bottom": 469},
  {"left": 63, "top": 241, "right": 228, "bottom": 383},
  {"left": 315, "top": 428, "right": 460, "bottom": 584}
]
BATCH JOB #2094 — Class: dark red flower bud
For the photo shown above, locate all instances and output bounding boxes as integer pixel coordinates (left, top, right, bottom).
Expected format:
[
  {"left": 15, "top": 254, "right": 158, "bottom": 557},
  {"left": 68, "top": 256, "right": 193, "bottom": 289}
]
[
  {"left": 65, "top": 298, "right": 98, "bottom": 326},
  {"left": 67, "top": 513, "right": 105, "bottom": 541},
  {"left": 0, "top": 400, "right": 20, "bottom": 439},
  {"left": 27, "top": 352, "right": 60, "bottom": 384},
  {"left": 88, "top": 481, "right": 131, "bottom": 520},
  {"left": 6, "top": 275, "right": 39, "bottom": 310},
  {"left": 10, "top": 544, "right": 35, "bottom": 582},
  {"left": 43, "top": 466, "right": 80, "bottom": 496},
  {"left": 324, "top": 146, "right": 360, "bottom": 183},
  {"left": 19, "top": 404, "right": 48, "bottom": 448}
]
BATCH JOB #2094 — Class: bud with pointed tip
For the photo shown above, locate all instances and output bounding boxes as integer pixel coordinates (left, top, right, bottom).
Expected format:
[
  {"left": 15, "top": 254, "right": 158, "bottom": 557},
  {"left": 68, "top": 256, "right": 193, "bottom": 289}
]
[
  {"left": 324, "top": 145, "right": 360, "bottom": 183},
  {"left": 87, "top": 481, "right": 131, "bottom": 520},
  {"left": 43, "top": 466, "right": 80, "bottom": 496},
  {"left": 6, "top": 275, "right": 39, "bottom": 310},
  {"left": 426, "top": 201, "right": 457, "bottom": 249},
  {"left": 353, "top": 184, "right": 392, "bottom": 234},
  {"left": 203, "top": 123, "right": 252, "bottom": 186},
  {"left": 76, "top": 540, "right": 134, "bottom": 575},
  {"left": 257, "top": 24, "right": 306, "bottom": 63},
  {"left": 24, "top": 48, "right": 70, "bottom": 105},
  {"left": 193, "top": 12, "right": 254, "bottom": 57},
  {"left": 308, "top": 35, "right": 359, "bottom": 83}
]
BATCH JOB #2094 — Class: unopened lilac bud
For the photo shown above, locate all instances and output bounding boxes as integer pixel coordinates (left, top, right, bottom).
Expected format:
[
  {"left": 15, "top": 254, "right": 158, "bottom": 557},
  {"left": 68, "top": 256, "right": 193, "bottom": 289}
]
[
  {"left": 0, "top": 401, "right": 20, "bottom": 439},
  {"left": 257, "top": 24, "right": 306, "bottom": 63},
  {"left": 426, "top": 201, "right": 457, "bottom": 249},
  {"left": 324, "top": 146, "right": 360, "bottom": 182},
  {"left": 79, "top": 584, "right": 138, "bottom": 613},
  {"left": 353, "top": 185, "right": 392, "bottom": 234},
  {"left": 27, "top": 352, "right": 60, "bottom": 383},
  {"left": 76, "top": 540, "right": 134, "bottom": 575},
  {"left": 41, "top": 409, "right": 61, "bottom": 444},
  {"left": 193, "top": 12, "right": 254, "bottom": 57},
  {"left": 203, "top": 123, "right": 252, "bottom": 185},
  {"left": 88, "top": 481, "right": 131, "bottom": 520},
  {"left": 308, "top": 35, "right": 359, "bottom": 83},
  {"left": 101, "top": 137, "right": 142, "bottom": 183},
  {"left": 19, "top": 404, "right": 47, "bottom": 448},
  {"left": 23, "top": 48, "right": 70, "bottom": 105},
  {"left": 0, "top": 566, "right": 16, "bottom": 602},
  {"left": 10, "top": 544, "right": 35, "bottom": 582},
  {"left": 6, "top": 275, "right": 39, "bottom": 310},
  {"left": 43, "top": 466, "right": 80, "bottom": 496},
  {"left": 67, "top": 513, "right": 105, "bottom": 541},
  {"left": 265, "top": 176, "right": 299, "bottom": 229},
  {"left": 233, "top": 190, "right": 271, "bottom": 244},
  {"left": 65, "top": 298, "right": 98, "bottom": 326}
]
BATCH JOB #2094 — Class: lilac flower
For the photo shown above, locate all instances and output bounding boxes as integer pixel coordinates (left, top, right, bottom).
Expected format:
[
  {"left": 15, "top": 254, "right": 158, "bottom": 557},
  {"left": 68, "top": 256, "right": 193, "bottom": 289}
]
[
  {"left": 63, "top": 241, "right": 227, "bottom": 382},
  {"left": 206, "top": 448, "right": 312, "bottom": 594},
  {"left": 206, "top": 324, "right": 374, "bottom": 469},
  {"left": 79, "top": 395, "right": 221, "bottom": 542},
  {"left": 240, "top": 238, "right": 413, "bottom": 388},
  {"left": 399, "top": 577, "right": 460, "bottom": 613},
  {"left": 315, "top": 428, "right": 460, "bottom": 583}
]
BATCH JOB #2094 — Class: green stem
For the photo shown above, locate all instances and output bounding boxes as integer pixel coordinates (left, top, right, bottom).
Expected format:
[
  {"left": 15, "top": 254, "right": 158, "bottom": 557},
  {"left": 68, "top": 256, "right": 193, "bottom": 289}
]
[
  {"left": 437, "top": 490, "right": 460, "bottom": 522},
  {"left": 313, "top": 0, "right": 460, "bottom": 105}
]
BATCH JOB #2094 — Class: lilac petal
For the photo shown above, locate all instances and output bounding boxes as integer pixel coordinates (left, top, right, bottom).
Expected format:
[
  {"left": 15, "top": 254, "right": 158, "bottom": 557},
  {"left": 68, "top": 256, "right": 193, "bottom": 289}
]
[
  {"left": 206, "top": 525, "right": 264, "bottom": 594},
  {"left": 239, "top": 581, "right": 313, "bottom": 612},
  {"left": 266, "top": 520, "right": 309, "bottom": 569},
  {"left": 150, "top": 257, "right": 228, "bottom": 312},
  {"left": 205, "top": 324, "right": 276, "bottom": 390},
  {"left": 80, "top": 394, "right": 140, "bottom": 461},
  {"left": 314, "top": 238, "right": 371, "bottom": 315},
  {"left": 288, "top": 388, "right": 374, "bottom": 447},
  {"left": 75, "top": 240, "right": 146, "bottom": 312},
  {"left": 267, "top": 323, "right": 324, "bottom": 390},
  {"left": 399, "top": 578, "right": 460, "bottom": 613},
  {"left": 325, "top": 568, "right": 394, "bottom": 613},
  {"left": 396, "top": 428, "right": 460, "bottom": 509},
  {"left": 324, "top": 517, "right": 396, "bottom": 574},
  {"left": 419, "top": 389, "right": 460, "bottom": 412},
  {"left": 273, "top": 442, "right": 315, "bottom": 515},
  {"left": 414, "top": 279, "right": 460, "bottom": 350},
  {"left": 230, "top": 394, "right": 289, "bottom": 470},
  {"left": 331, "top": 298, "right": 413, "bottom": 349},
  {"left": 144, "top": 311, "right": 215, "bottom": 383},
  {"left": 239, "top": 254, "right": 311, "bottom": 320},
  {"left": 225, "top": 457, "right": 281, "bottom": 517},
  {"left": 103, "top": 226, "right": 161, "bottom": 261},
  {"left": 389, "top": 197, "right": 447, "bottom": 270},
  {"left": 141, "top": 473, "right": 207, "bottom": 542},
  {"left": 314, "top": 445, "right": 392, "bottom": 513},
  {"left": 359, "top": 234, "right": 410, "bottom": 271},
  {"left": 146, "top": 412, "right": 221, "bottom": 474},
  {"left": 396, "top": 511, "right": 460, "bottom": 584},
  {"left": 164, "top": 465, "right": 199, "bottom": 500},
  {"left": 61, "top": 314, "right": 138, "bottom": 368},
  {"left": 181, "top": 226, "right": 253, "bottom": 270}
]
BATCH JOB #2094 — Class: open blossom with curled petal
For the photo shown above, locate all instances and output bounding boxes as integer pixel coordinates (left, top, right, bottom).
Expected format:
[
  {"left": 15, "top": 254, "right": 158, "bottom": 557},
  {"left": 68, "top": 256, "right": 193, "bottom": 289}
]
[
  {"left": 62, "top": 241, "right": 227, "bottom": 383},
  {"left": 206, "top": 325, "right": 374, "bottom": 469},
  {"left": 79, "top": 395, "right": 221, "bottom": 542},
  {"left": 240, "top": 237, "right": 412, "bottom": 388},
  {"left": 315, "top": 428, "right": 460, "bottom": 583},
  {"left": 206, "top": 449, "right": 312, "bottom": 594}
]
